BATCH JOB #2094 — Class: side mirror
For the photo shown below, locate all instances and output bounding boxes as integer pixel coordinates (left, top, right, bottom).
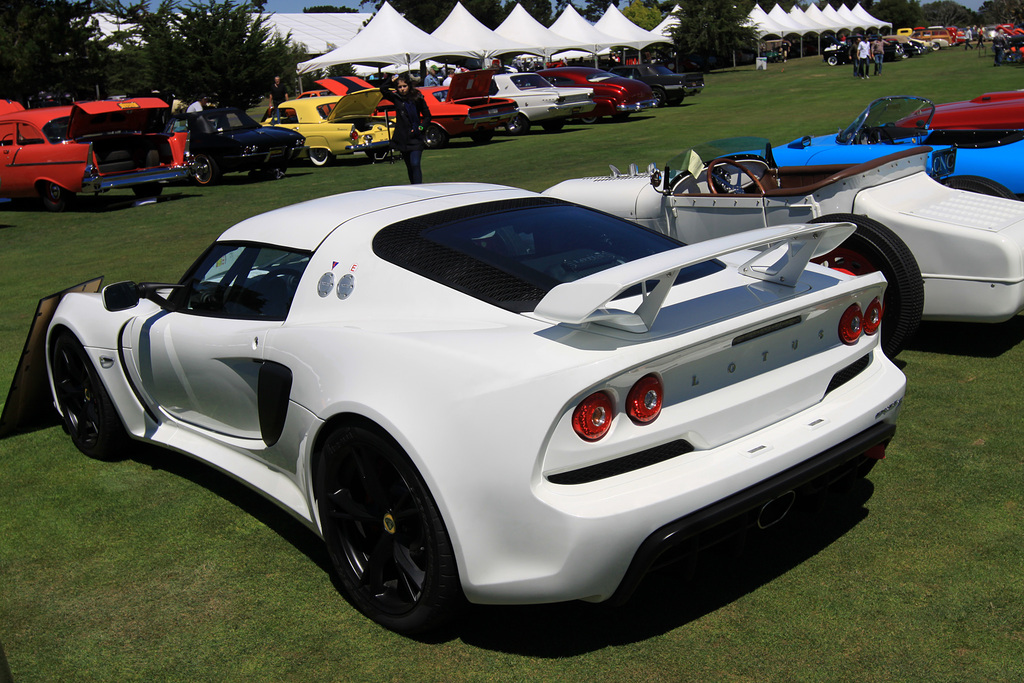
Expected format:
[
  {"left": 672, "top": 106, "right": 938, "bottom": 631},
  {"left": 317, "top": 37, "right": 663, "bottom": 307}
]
[{"left": 102, "top": 281, "right": 141, "bottom": 311}]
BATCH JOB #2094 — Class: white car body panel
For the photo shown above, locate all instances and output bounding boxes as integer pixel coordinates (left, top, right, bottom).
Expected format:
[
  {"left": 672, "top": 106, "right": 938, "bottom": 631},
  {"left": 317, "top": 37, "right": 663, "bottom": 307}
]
[
  {"left": 490, "top": 73, "right": 596, "bottom": 123},
  {"left": 545, "top": 151, "right": 1024, "bottom": 322},
  {"left": 46, "top": 183, "right": 905, "bottom": 609}
]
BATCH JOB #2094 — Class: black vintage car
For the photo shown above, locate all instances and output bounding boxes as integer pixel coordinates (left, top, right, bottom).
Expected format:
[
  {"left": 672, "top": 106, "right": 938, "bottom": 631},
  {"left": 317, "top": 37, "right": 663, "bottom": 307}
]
[
  {"left": 607, "top": 63, "right": 704, "bottom": 107},
  {"left": 169, "top": 108, "right": 306, "bottom": 185}
]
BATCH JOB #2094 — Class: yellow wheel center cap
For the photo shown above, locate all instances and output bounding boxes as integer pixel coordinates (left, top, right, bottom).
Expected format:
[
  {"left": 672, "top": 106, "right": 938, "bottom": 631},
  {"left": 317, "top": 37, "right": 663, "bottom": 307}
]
[{"left": 382, "top": 513, "right": 396, "bottom": 535}]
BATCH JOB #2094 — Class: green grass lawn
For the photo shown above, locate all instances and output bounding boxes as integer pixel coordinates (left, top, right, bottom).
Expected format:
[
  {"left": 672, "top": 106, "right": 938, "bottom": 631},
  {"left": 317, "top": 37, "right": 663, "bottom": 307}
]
[{"left": 2, "top": 49, "right": 1023, "bottom": 682}]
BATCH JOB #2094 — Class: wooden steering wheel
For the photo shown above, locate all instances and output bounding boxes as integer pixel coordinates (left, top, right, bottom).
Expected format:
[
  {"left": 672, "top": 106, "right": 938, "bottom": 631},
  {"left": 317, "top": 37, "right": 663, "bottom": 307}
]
[{"left": 706, "top": 158, "right": 767, "bottom": 195}]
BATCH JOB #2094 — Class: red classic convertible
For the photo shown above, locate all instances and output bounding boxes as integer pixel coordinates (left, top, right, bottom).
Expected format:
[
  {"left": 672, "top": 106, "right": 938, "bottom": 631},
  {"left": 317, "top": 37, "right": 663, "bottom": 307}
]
[
  {"left": 373, "top": 70, "right": 518, "bottom": 149},
  {"left": 537, "top": 67, "right": 657, "bottom": 123},
  {"left": 0, "top": 97, "right": 192, "bottom": 211}
]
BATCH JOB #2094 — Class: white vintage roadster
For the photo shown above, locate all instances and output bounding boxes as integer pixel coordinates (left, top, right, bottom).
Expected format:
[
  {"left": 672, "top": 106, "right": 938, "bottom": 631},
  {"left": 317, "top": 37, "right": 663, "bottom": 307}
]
[{"left": 545, "top": 137, "right": 1024, "bottom": 356}]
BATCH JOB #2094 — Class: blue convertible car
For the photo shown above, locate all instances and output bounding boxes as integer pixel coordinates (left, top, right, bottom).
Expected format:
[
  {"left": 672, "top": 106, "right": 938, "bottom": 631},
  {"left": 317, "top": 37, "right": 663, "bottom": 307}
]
[{"left": 773, "top": 96, "right": 1023, "bottom": 200}]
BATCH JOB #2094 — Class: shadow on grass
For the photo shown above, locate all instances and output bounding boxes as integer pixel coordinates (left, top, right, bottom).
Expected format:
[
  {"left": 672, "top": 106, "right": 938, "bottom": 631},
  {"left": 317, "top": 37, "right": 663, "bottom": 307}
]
[
  {"left": 905, "top": 315, "right": 1024, "bottom": 357},
  {"left": 0, "top": 191, "right": 200, "bottom": 214},
  {"left": 129, "top": 442, "right": 333, "bottom": 574},
  {"left": 105, "top": 435, "right": 876, "bottom": 653},
  {"left": 442, "top": 479, "right": 874, "bottom": 654}
]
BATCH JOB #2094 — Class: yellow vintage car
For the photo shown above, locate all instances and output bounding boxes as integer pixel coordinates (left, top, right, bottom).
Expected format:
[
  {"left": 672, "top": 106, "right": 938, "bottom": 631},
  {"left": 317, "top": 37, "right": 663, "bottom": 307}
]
[{"left": 262, "top": 90, "right": 393, "bottom": 165}]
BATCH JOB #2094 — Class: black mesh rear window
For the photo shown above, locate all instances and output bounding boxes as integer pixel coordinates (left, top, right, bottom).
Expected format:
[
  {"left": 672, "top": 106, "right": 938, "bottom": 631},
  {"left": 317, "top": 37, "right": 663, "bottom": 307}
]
[{"left": 372, "top": 197, "right": 722, "bottom": 312}]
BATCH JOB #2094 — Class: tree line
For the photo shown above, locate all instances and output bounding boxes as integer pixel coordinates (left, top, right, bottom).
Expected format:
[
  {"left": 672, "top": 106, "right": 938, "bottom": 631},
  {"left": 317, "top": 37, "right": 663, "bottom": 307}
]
[{"left": 0, "top": 0, "right": 1011, "bottom": 109}]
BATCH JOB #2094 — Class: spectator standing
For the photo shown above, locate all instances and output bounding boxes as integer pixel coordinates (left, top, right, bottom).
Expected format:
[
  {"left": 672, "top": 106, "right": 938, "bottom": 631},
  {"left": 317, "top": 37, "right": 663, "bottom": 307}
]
[
  {"left": 964, "top": 26, "right": 973, "bottom": 49},
  {"left": 993, "top": 28, "right": 1006, "bottom": 65},
  {"left": 977, "top": 27, "right": 985, "bottom": 52},
  {"left": 442, "top": 68, "right": 455, "bottom": 86},
  {"left": 269, "top": 75, "right": 288, "bottom": 124},
  {"left": 424, "top": 65, "right": 442, "bottom": 87},
  {"left": 872, "top": 36, "right": 884, "bottom": 75},
  {"left": 857, "top": 35, "right": 871, "bottom": 78},
  {"left": 378, "top": 73, "right": 431, "bottom": 185},
  {"left": 186, "top": 95, "right": 208, "bottom": 113}
]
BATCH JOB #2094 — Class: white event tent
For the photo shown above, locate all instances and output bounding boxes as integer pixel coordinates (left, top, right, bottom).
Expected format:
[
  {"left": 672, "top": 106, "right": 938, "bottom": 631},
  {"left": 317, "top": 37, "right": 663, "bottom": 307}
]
[
  {"left": 431, "top": 2, "right": 535, "bottom": 60},
  {"left": 594, "top": 3, "right": 671, "bottom": 55},
  {"left": 548, "top": 4, "right": 624, "bottom": 59},
  {"left": 296, "top": 2, "right": 475, "bottom": 73},
  {"left": 493, "top": 4, "right": 594, "bottom": 62}
]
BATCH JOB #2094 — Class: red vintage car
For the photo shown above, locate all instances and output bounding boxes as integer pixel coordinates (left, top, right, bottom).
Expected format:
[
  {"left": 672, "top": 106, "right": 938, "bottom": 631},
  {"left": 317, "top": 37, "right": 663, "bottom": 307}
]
[
  {"left": 537, "top": 67, "right": 657, "bottom": 123},
  {"left": 0, "top": 98, "right": 192, "bottom": 211},
  {"left": 900, "top": 91, "right": 1024, "bottom": 130},
  {"left": 372, "top": 70, "right": 518, "bottom": 149}
]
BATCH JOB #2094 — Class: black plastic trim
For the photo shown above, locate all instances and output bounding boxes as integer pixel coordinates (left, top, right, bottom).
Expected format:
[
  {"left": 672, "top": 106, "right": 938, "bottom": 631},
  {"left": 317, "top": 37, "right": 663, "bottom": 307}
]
[{"left": 609, "top": 421, "right": 896, "bottom": 605}]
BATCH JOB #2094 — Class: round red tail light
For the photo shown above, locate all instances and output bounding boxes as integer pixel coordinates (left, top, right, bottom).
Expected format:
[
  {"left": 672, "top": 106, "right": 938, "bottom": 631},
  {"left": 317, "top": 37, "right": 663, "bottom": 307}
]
[
  {"left": 863, "top": 297, "right": 883, "bottom": 336},
  {"left": 349, "top": 129, "right": 358, "bottom": 141},
  {"left": 572, "top": 392, "right": 614, "bottom": 441},
  {"left": 626, "top": 374, "right": 663, "bottom": 424},
  {"left": 839, "top": 303, "right": 863, "bottom": 345}
]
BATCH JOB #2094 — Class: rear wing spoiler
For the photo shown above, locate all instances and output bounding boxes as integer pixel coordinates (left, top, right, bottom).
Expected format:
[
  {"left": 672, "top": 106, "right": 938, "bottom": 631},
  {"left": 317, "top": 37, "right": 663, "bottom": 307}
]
[{"left": 533, "top": 222, "right": 856, "bottom": 333}]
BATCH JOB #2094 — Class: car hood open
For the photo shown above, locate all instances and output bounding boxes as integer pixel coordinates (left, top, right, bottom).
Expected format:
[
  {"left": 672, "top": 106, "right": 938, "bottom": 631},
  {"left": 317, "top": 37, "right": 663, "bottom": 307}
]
[
  {"left": 66, "top": 97, "right": 169, "bottom": 139},
  {"left": 327, "top": 89, "right": 386, "bottom": 122}
]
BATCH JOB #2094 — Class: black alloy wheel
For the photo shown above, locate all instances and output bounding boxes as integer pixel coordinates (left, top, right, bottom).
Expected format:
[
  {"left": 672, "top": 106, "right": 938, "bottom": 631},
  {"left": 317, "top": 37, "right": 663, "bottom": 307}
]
[
  {"left": 316, "top": 426, "right": 461, "bottom": 633},
  {"left": 51, "top": 333, "right": 128, "bottom": 460},
  {"left": 810, "top": 213, "right": 924, "bottom": 358}
]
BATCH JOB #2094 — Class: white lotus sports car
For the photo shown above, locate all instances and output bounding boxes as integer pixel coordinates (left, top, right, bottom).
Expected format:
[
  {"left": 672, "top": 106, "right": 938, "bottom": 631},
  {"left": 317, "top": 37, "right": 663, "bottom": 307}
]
[{"left": 46, "top": 183, "right": 905, "bottom": 633}]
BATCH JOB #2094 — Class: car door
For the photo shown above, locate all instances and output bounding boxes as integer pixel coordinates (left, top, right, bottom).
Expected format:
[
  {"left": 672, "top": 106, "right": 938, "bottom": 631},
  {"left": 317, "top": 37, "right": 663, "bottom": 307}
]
[{"left": 123, "top": 243, "right": 310, "bottom": 440}]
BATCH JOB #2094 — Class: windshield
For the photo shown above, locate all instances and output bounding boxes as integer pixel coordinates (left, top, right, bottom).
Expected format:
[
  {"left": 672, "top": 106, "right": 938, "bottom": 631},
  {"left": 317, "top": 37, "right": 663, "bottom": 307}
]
[
  {"left": 836, "top": 96, "right": 935, "bottom": 144},
  {"left": 665, "top": 137, "right": 771, "bottom": 186},
  {"left": 650, "top": 65, "right": 675, "bottom": 75},
  {"left": 43, "top": 117, "right": 70, "bottom": 143}
]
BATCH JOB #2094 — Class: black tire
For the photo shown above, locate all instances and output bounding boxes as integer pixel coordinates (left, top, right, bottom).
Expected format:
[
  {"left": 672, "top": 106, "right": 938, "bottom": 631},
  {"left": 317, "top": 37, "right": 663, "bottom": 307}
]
[
  {"left": 826, "top": 54, "right": 839, "bottom": 66},
  {"left": 51, "top": 333, "right": 128, "bottom": 460},
  {"left": 579, "top": 115, "right": 599, "bottom": 124},
  {"left": 652, "top": 87, "right": 667, "bottom": 108},
  {"left": 540, "top": 119, "right": 566, "bottom": 133},
  {"left": 810, "top": 214, "right": 924, "bottom": 358},
  {"left": 941, "top": 174, "right": 1019, "bottom": 200},
  {"left": 191, "top": 153, "right": 221, "bottom": 185},
  {"left": 316, "top": 426, "right": 461, "bottom": 633},
  {"left": 505, "top": 113, "right": 531, "bottom": 136},
  {"left": 423, "top": 124, "right": 449, "bottom": 149},
  {"left": 40, "top": 181, "right": 71, "bottom": 212},
  {"left": 309, "top": 147, "right": 332, "bottom": 167},
  {"left": 132, "top": 184, "right": 163, "bottom": 198},
  {"left": 469, "top": 129, "right": 495, "bottom": 144}
]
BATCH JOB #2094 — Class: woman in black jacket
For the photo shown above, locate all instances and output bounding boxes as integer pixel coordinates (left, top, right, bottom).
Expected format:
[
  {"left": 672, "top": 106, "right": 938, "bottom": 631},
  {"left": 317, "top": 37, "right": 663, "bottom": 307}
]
[{"left": 379, "top": 73, "right": 431, "bottom": 184}]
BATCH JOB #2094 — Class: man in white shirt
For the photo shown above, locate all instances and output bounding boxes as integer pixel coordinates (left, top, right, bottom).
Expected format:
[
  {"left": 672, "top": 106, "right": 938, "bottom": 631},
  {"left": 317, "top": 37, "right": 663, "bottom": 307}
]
[
  {"left": 857, "top": 37, "right": 871, "bottom": 79},
  {"left": 186, "top": 95, "right": 208, "bottom": 113}
]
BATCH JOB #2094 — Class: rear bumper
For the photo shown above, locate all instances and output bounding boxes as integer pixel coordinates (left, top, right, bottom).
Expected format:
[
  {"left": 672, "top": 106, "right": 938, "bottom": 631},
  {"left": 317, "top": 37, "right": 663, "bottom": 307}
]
[
  {"left": 609, "top": 420, "right": 896, "bottom": 604},
  {"left": 81, "top": 165, "right": 192, "bottom": 193}
]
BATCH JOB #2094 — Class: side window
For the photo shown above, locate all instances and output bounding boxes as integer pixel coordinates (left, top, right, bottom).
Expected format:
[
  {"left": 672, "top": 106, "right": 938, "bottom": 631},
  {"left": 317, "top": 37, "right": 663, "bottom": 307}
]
[
  {"left": 182, "top": 244, "right": 311, "bottom": 320},
  {"left": 0, "top": 122, "right": 14, "bottom": 146},
  {"left": 17, "top": 123, "right": 45, "bottom": 145}
]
